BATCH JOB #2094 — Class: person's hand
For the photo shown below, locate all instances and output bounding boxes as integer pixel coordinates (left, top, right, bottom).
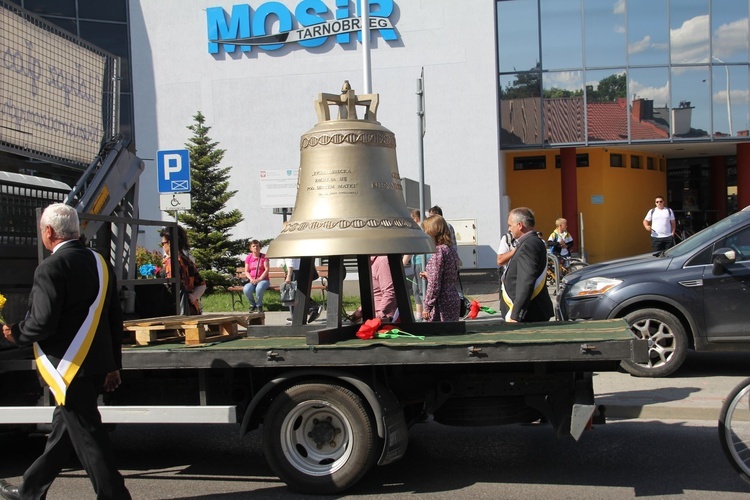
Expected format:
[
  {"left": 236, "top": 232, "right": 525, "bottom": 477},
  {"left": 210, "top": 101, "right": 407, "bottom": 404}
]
[
  {"left": 422, "top": 310, "right": 429, "bottom": 320},
  {"left": 2, "top": 324, "right": 14, "bottom": 343},
  {"left": 419, "top": 271, "right": 428, "bottom": 280},
  {"left": 103, "top": 370, "right": 122, "bottom": 392}
]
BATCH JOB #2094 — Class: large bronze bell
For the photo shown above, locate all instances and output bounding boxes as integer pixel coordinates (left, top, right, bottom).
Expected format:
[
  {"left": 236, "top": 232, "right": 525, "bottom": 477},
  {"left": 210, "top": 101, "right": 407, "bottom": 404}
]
[{"left": 267, "top": 82, "right": 435, "bottom": 258}]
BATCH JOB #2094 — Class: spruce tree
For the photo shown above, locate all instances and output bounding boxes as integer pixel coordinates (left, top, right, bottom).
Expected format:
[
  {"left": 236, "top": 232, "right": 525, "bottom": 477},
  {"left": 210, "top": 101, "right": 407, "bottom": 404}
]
[{"left": 178, "top": 111, "right": 246, "bottom": 287}]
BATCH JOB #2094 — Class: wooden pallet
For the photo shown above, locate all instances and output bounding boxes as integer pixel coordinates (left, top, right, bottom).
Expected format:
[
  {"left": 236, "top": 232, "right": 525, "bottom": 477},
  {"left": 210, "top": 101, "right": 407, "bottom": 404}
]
[{"left": 124, "top": 313, "right": 264, "bottom": 346}]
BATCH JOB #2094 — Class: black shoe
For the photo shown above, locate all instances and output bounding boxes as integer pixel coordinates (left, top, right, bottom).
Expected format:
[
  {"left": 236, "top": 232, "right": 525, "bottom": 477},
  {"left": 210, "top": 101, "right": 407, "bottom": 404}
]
[
  {"left": 249, "top": 305, "right": 257, "bottom": 313},
  {"left": 0, "top": 480, "right": 20, "bottom": 500},
  {"left": 308, "top": 304, "right": 323, "bottom": 323}
]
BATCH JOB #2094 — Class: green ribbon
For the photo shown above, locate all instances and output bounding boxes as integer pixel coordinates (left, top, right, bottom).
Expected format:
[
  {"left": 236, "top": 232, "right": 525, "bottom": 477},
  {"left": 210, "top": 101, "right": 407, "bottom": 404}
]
[{"left": 376, "top": 328, "right": 425, "bottom": 340}]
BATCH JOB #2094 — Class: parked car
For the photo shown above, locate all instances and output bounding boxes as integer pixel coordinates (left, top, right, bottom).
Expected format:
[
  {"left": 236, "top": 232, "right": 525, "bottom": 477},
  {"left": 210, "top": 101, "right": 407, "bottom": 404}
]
[{"left": 557, "top": 206, "right": 750, "bottom": 377}]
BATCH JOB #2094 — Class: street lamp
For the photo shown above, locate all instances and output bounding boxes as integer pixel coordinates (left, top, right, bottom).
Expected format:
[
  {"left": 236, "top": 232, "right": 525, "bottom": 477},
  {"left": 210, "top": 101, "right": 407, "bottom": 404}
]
[{"left": 712, "top": 56, "right": 733, "bottom": 136}]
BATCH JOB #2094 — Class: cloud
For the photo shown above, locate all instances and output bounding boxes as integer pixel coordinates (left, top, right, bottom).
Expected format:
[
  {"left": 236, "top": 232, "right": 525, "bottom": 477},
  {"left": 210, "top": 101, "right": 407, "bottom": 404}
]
[
  {"left": 713, "top": 88, "right": 749, "bottom": 104},
  {"left": 670, "top": 15, "right": 710, "bottom": 63},
  {"left": 629, "top": 35, "right": 651, "bottom": 55},
  {"left": 713, "top": 18, "right": 749, "bottom": 59},
  {"left": 613, "top": 0, "right": 625, "bottom": 15},
  {"left": 630, "top": 78, "right": 670, "bottom": 107},
  {"left": 628, "top": 35, "right": 668, "bottom": 56},
  {"left": 544, "top": 71, "right": 582, "bottom": 91}
]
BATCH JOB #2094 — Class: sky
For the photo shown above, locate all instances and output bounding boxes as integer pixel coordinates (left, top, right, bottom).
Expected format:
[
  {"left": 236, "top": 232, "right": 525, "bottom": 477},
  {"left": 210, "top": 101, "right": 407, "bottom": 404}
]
[{"left": 497, "top": 0, "right": 749, "bottom": 136}]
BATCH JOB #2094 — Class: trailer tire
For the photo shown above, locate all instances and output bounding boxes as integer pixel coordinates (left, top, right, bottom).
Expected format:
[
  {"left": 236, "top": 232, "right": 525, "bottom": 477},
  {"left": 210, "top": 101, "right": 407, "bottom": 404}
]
[{"left": 263, "top": 381, "right": 378, "bottom": 494}]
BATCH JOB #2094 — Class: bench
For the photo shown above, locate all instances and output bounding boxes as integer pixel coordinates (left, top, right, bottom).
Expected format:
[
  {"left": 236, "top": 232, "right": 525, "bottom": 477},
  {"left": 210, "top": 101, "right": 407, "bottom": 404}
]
[{"left": 227, "top": 265, "right": 328, "bottom": 311}]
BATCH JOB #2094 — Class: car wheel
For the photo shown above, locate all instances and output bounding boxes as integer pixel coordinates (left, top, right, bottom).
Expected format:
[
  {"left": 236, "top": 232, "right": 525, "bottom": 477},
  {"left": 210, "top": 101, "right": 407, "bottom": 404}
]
[{"left": 620, "top": 308, "right": 688, "bottom": 377}]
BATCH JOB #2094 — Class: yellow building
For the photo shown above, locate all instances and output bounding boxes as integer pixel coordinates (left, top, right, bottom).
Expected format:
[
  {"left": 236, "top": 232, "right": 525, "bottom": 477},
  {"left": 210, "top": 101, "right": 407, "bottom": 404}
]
[{"left": 506, "top": 148, "right": 667, "bottom": 263}]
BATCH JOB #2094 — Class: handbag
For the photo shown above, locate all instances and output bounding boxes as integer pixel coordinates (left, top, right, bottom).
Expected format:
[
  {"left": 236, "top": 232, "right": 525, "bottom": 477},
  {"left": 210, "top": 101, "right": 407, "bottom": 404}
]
[
  {"left": 457, "top": 270, "right": 471, "bottom": 318},
  {"left": 280, "top": 281, "right": 297, "bottom": 306},
  {"left": 459, "top": 295, "right": 471, "bottom": 318}
]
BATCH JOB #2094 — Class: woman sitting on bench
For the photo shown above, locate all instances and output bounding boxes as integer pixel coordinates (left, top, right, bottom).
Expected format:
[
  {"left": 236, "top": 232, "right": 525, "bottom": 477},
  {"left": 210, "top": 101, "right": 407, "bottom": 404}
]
[{"left": 243, "top": 240, "right": 270, "bottom": 313}]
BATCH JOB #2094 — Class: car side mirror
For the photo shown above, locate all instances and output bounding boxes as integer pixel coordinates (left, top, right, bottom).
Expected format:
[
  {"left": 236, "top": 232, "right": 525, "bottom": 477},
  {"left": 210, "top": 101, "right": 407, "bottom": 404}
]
[{"left": 712, "top": 247, "right": 736, "bottom": 275}]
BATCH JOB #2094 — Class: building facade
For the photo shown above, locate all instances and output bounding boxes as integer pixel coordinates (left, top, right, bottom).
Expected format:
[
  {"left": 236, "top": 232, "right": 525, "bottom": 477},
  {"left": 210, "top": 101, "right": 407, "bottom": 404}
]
[{"left": 2, "top": 0, "right": 749, "bottom": 266}]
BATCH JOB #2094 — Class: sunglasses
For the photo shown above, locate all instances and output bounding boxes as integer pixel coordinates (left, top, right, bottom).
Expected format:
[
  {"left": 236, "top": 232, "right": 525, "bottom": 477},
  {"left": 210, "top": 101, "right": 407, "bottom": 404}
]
[
  {"left": 655, "top": 200, "right": 664, "bottom": 204},
  {"left": 159, "top": 241, "right": 169, "bottom": 247}
]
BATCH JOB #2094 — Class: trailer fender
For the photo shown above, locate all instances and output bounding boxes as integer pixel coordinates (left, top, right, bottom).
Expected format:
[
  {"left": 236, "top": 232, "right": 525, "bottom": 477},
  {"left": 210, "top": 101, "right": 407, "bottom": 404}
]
[{"left": 240, "top": 370, "right": 403, "bottom": 451}]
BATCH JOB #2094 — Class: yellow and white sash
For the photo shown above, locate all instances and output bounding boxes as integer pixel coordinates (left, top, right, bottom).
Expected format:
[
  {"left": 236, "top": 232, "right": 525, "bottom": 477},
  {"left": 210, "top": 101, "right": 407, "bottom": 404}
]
[
  {"left": 33, "top": 250, "right": 108, "bottom": 406},
  {"left": 501, "top": 266, "right": 547, "bottom": 322}
]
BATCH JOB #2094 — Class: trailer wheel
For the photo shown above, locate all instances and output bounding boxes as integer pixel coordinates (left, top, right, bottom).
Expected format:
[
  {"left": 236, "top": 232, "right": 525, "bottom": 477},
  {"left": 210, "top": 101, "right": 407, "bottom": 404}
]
[{"left": 263, "top": 382, "right": 378, "bottom": 494}]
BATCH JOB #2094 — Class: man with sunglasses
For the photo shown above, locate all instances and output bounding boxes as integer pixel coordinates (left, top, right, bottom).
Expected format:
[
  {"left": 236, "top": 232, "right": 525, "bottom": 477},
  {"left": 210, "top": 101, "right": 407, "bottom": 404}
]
[{"left": 643, "top": 197, "right": 676, "bottom": 252}]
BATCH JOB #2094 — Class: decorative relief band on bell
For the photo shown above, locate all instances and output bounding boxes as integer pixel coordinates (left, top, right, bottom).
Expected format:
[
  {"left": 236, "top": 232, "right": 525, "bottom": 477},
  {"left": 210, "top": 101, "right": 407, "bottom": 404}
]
[
  {"left": 300, "top": 130, "right": 397, "bottom": 150},
  {"left": 282, "top": 218, "right": 420, "bottom": 232}
]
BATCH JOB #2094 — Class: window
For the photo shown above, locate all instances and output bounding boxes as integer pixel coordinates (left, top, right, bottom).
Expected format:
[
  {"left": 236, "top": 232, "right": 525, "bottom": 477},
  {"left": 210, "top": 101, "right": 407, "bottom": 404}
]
[
  {"left": 554, "top": 154, "right": 589, "bottom": 168},
  {"left": 647, "top": 157, "right": 656, "bottom": 170},
  {"left": 610, "top": 153, "right": 624, "bottom": 167},
  {"left": 631, "top": 155, "right": 642, "bottom": 169},
  {"left": 722, "top": 226, "right": 750, "bottom": 262},
  {"left": 500, "top": 73, "right": 543, "bottom": 147},
  {"left": 514, "top": 156, "right": 547, "bottom": 170}
]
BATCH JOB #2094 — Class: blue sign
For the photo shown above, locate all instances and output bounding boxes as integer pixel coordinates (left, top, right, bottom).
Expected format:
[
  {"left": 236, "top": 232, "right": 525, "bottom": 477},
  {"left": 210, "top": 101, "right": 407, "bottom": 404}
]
[
  {"left": 157, "top": 149, "right": 191, "bottom": 193},
  {"left": 207, "top": 0, "right": 398, "bottom": 54}
]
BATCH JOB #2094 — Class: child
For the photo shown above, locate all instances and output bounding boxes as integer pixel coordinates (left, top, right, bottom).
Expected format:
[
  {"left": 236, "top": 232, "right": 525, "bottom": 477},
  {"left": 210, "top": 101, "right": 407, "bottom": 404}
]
[{"left": 547, "top": 218, "right": 574, "bottom": 259}]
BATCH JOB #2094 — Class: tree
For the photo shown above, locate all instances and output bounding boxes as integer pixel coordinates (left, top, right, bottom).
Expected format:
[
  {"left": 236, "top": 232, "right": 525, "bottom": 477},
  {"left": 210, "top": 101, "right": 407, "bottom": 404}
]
[
  {"left": 177, "top": 112, "right": 246, "bottom": 288},
  {"left": 501, "top": 63, "right": 542, "bottom": 99},
  {"left": 587, "top": 73, "right": 626, "bottom": 102}
]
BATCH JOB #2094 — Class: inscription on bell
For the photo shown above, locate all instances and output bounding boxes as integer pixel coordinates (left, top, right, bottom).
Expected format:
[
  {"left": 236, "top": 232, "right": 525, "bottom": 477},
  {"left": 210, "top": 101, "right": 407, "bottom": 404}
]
[
  {"left": 309, "top": 168, "right": 359, "bottom": 195},
  {"left": 370, "top": 181, "right": 402, "bottom": 190}
]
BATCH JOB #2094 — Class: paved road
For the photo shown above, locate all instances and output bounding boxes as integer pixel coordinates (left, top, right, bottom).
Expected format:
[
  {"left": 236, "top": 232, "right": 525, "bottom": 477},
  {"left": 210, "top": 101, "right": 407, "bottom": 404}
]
[{"left": 2, "top": 417, "right": 748, "bottom": 499}]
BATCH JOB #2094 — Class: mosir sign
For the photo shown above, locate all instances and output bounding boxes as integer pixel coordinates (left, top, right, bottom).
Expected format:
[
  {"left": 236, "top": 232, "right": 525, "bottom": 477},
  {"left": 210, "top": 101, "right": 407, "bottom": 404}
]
[{"left": 207, "top": 0, "right": 398, "bottom": 54}]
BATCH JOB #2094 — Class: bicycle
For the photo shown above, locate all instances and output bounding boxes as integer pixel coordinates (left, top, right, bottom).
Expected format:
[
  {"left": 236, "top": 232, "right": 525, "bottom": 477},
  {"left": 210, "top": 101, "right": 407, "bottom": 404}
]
[
  {"left": 546, "top": 254, "right": 589, "bottom": 292},
  {"left": 718, "top": 377, "right": 750, "bottom": 485}
]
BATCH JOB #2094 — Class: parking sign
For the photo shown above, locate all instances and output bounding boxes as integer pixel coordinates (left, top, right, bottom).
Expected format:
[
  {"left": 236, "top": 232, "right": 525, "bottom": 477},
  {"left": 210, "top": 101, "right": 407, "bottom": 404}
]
[{"left": 157, "top": 149, "right": 191, "bottom": 193}]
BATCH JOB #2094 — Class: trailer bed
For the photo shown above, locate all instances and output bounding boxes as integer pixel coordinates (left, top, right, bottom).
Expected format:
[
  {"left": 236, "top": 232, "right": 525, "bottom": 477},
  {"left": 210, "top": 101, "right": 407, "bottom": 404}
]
[{"left": 111, "top": 318, "right": 642, "bottom": 371}]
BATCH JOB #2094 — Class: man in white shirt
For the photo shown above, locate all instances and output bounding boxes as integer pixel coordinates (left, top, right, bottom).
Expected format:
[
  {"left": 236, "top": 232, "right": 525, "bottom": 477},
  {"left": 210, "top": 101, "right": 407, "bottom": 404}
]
[{"left": 643, "top": 196, "right": 676, "bottom": 252}]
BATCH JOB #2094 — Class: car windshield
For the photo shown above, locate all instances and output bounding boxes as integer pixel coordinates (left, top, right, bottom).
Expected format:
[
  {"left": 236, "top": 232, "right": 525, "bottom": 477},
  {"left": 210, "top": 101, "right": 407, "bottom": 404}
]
[{"left": 664, "top": 210, "right": 750, "bottom": 258}]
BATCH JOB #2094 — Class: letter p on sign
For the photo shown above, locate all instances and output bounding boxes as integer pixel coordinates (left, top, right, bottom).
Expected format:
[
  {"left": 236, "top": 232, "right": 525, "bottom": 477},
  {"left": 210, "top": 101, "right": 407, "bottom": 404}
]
[{"left": 157, "top": 149, "right": 191, "bottom": 193}]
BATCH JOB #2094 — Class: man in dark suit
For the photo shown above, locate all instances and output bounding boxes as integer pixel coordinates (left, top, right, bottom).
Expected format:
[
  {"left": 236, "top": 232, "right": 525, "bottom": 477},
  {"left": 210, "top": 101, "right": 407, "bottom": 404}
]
[
  {"left": 1, "top": 203, "right": 130, "bottom": 500},
  {"left": 500, "top": 207, "right": 554, "bottom": 323}
]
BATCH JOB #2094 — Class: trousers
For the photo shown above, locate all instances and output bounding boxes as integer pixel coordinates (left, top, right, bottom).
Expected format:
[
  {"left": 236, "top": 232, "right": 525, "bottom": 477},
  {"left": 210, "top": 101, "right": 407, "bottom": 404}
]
[
  {"left": 19, "top": 375, "right": 130, "bottom": 500},
  {"left": 243, "top": 279, "right": 271, "bottom": 308}
]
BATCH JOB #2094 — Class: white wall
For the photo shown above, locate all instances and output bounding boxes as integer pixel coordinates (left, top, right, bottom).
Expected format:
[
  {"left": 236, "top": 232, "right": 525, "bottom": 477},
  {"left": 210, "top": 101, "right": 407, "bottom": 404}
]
[{"left": 129, "top": 0, "right": 502, "bottom": 267}]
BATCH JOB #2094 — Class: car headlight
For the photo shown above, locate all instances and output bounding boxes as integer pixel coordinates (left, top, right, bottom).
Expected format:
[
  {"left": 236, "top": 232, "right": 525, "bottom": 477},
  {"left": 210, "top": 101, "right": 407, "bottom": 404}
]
[{"left": 567, "top": 277, "right": 622, "bottom": 297}]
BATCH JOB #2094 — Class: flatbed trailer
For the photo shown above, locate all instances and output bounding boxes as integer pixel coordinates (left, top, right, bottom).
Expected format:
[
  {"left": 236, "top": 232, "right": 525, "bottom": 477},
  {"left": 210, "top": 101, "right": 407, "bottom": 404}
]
[{"left": 0, "top": 317, "right": 646, "bottom": 494}]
